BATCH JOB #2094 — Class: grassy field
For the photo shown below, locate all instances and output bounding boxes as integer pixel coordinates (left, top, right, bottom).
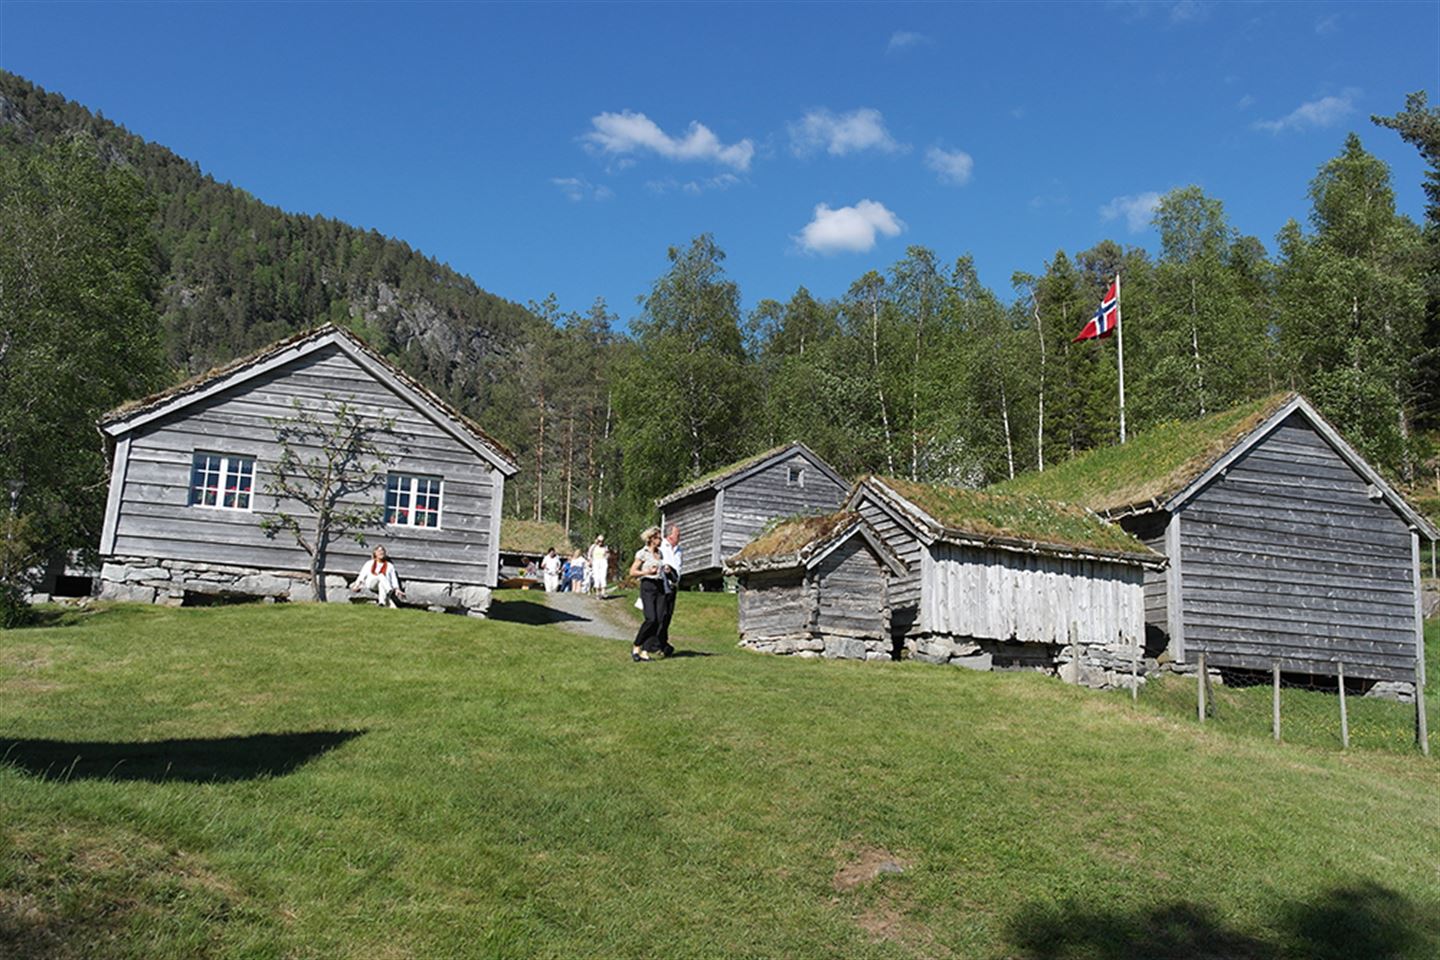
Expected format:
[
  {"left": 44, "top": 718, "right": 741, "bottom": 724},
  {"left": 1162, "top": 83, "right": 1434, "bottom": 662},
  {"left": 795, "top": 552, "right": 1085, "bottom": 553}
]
[{"left": 1, "top": 594, "right": 1438, "bottom": 959}]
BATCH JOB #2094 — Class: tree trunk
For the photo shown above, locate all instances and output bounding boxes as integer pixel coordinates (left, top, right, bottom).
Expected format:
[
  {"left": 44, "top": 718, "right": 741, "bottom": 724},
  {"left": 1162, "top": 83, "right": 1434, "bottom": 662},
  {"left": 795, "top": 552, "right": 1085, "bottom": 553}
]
[
  {"left": 563, "top": 413, "right": 575, "bottom": 537},
  {"left": 999, "top": 374, "right": 1015, "bottom": 481},
  {"left": 1034, "top": 299, "right": 1046, "bottom": 472},
  {"left": 869, "top": 290, "right": 895, "bottom": 475},
  {"left": 533, "top": 384, "right": 546, "bottom": 521},
  {"left": 1190, "top": 276, "right": 1206, "bottom": 416}
]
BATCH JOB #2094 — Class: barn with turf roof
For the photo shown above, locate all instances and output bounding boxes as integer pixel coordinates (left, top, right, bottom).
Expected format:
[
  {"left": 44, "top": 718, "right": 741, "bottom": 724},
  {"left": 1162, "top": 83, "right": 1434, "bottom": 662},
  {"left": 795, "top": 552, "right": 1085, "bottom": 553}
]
[
  {"left": 994, "top": 393, "right": 1439, "bottom": 694},
  {"left": 657, "top": 442, "right": 847, "bottom": 588},
  {"left": 846, "top": 477, "right": 1164, "bottom": 686},
  {"left": 725, "top": 511, "right": 906, "bottom": 661}
]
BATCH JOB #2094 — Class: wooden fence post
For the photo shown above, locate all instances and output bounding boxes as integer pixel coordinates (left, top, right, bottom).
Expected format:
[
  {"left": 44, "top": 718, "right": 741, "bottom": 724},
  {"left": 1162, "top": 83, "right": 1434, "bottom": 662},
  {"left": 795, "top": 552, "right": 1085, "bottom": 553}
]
[
  {"left": 1197, "top": 652, "right": 1207, "bottom": 723},
  {"left": 1272, "top": 661, "right": 1281, "bottom": 743},
  {"left": 1132, "top": 640, "right": 1140, "bottom": 704},
  {"left": 1418, "top": 683, "right": 1430, "bottom": 758},
  {"left": 1337, "top": 662, "right": 1349, "bottom": 750}
]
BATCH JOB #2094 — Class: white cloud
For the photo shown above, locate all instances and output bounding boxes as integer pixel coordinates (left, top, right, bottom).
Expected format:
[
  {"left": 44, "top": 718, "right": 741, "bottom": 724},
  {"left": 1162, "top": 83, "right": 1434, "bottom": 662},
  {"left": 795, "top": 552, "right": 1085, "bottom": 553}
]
[
  {"left": 583, "top": 110, "right": 754, "bottom": 171},
  {"left": 925, "top": 147, "right": 974, "bottom": 186},
  {"left": 1236, "top": 93, "right": 1256, "bottom": 110},
  {"left": 1253, "top": 90, "right": 1357, "bottom": 134},
  {"left": 1100, "top": 192, "right": 1161, "bottom": 233},
  {"left": 1315, "top": 14, "right": 1339, "bottom": 34},
  {"left": 645, "top": 173, "right": 741, "bottom": 196},
  {"left": 790, "top": 108, "right": 904, "bottom": 157},
  {"left": 795, "top": 200, "right": 904, "bottom": 255},
  {"left": 552, "top": 177, "right": 614, "bottom": 202},
  {"left": 1169, "top": 0, "right": 1208, "bottom": 24},
  {"left": 886, "top": 30, "right": 930, "bottom": 53}
]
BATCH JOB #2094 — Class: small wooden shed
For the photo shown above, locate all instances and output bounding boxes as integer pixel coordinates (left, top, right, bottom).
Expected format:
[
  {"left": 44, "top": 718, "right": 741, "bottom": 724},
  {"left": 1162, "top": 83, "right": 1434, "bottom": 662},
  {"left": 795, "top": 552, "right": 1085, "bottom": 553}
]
[
  {"left": 725, "top": 512, "right": 906, "bottom": 660},
  {"left": 996, "top": 393, "right": 1439, "bottom": 693},
  {"left": 657, "top": 442, "right": 847, "bottom": 587},
  {"left": 498, "top": 519, "right": 576, "bottom": 579},
  {"left": 96, "top": 325, "right": 518, "bottom": 614},
  {"left": 848, "top": 476, "right": 1164, "bottom": 686}
]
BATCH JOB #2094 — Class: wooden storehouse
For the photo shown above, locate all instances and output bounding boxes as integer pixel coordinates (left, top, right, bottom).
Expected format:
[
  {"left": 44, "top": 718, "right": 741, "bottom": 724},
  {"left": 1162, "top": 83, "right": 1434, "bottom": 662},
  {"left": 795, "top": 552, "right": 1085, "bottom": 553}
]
[
  {"left": 657, "top": 443, "right": 847, "bottom": 587},
  {"left": 96, "top": 325, "right": 518, "bottom": 614},
  {"left": 725, "top": 512, "right": 906, "bottom": 660},
  {"left": 847, "top": 476, "right": 1164, "bottom": 686},
  {"left": 996, "top": 393, "right": 1439, "bottom": 691},
  {"left": 498, "top": 519, "right": 576, "bottom": 581}
]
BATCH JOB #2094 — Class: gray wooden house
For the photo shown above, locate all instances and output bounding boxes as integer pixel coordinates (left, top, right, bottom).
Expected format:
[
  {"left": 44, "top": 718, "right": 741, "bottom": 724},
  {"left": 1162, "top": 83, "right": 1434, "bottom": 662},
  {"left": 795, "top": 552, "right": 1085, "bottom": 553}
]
[
  {"left": 725, "top": 512, "right": 906, "bottom": 661},
  {"left": 847, "top": 476, "right": 1164, "bottom": 686},
  {"left": 96, "top": 325, "right": 518, "bottom": 614},
  {"left": 657, "top": 443, "right": 847, "bottom": 587},
  {"left": 996, "top": 393, "right": 1439, "bottom": 691}
]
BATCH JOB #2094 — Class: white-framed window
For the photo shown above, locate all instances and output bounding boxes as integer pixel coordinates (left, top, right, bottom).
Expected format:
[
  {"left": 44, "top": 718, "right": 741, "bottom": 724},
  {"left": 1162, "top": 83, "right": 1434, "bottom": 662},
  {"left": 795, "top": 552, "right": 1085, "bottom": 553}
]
[
  {"left": 787, "top": 464, "right": 805, "bottom": 487},
  {"left": 189, "top": 453, "right": 256, "bottom": 510},
  {"left": 386, "top": 473, "right": 443, "bottom": 528}
]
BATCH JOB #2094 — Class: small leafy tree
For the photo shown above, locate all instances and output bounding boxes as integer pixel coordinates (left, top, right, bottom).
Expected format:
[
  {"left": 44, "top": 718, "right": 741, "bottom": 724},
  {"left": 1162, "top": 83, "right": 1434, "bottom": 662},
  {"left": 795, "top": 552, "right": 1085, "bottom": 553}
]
[{"left": 260, "top": 396, "right": 396, "bottom": 601}]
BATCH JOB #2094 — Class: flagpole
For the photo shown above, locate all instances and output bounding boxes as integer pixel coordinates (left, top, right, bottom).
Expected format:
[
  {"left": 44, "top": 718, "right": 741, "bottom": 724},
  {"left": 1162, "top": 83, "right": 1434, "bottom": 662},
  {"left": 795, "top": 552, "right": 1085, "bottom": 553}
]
[{"left": 1116, "top": 273, "right": 1127, "bottom": 444}]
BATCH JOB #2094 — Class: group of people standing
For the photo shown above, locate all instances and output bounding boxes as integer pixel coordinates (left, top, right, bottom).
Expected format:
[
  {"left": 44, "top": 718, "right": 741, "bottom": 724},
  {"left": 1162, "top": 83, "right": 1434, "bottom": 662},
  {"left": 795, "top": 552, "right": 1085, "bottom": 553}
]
[
  {"left": 629, "top": 524, "right": 682, "bottom": 662},
  {"left": 538, "top": 536, "right": 612, "bottom": 596}
]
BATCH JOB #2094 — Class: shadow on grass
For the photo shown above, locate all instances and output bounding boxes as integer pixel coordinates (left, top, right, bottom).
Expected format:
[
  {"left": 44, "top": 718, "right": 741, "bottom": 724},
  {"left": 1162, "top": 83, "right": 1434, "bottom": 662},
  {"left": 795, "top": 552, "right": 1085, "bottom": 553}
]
[
  {"left": 0, "top": 730, "right": 364, "bottom": 783},
  {"left": 1007, "top": 882, "right": 1435, "bottom": 959},
  {"left": 488, "top": 598, "right": 587, "bottom": 626}
]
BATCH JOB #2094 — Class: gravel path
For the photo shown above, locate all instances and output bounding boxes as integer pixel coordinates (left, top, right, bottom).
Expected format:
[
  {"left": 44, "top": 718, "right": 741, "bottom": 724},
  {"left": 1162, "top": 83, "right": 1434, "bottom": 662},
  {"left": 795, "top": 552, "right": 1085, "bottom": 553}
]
[{"left": 530, "top": 590, "right": 638, "bottom": 642}]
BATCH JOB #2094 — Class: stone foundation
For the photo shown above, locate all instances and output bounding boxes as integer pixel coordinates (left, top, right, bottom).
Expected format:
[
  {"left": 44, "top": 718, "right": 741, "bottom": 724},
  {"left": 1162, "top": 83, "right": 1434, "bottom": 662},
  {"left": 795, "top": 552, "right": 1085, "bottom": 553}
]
[
  {"left": 739, "top": 632, "right": 893, "bottom": 661},
  {"left": 97, "top": 555, "right": 492, "bottom": 616},
  {"left": 906, "top": 633, "right": 1146, "bottom": 691}
]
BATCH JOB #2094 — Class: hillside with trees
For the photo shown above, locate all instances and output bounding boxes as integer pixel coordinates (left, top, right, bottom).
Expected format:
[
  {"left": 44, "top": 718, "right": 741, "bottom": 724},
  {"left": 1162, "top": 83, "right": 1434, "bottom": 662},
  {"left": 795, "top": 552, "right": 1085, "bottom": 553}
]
[{"left": 2, "top": 69, "right": 1437, "bottom": 599}]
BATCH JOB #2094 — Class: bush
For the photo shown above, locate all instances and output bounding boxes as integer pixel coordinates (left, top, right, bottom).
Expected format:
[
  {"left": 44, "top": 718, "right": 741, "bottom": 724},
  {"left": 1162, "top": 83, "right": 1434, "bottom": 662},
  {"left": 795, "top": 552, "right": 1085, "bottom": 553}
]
[{"left": 0, "top": 581, "right": 34, "bottom": 629}]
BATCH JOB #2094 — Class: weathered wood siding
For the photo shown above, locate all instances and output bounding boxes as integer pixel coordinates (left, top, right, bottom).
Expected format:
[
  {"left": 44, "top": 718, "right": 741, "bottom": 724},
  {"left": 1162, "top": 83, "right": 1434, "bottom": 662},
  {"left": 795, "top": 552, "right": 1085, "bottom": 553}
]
[
  {"left": 1178, "top": 412, "right": 1419, "bottom": 681},
  {"left": 920, "top": 543, "right": 1146, "bottom": 648},
  {"left": 110, "top": 344, "right": 503, "bottom": 586},
  {"left": 1118, "top": 511, "right": 1171, "bottom": 645},
  {"left": 850, "top": 490, "right": 922, "bottom": 641},
  {"left": 661, "top": 493, "right": 717, "bottom": 574},
  {"left": 737, "top": 569, "right": 812, "bottom": 639},
  {"left": 813, "top": 538, "right": 889, "bottom": 641},
  {"left": 720, "top": 454, "right": 847, "bottom": 561}
]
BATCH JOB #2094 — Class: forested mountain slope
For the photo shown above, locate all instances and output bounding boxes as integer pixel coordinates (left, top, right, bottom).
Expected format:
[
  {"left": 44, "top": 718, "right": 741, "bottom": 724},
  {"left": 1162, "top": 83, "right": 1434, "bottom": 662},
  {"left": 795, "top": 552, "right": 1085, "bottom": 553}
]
[{"left": 0, "top": 71, "right": 534, "bottom": 433}]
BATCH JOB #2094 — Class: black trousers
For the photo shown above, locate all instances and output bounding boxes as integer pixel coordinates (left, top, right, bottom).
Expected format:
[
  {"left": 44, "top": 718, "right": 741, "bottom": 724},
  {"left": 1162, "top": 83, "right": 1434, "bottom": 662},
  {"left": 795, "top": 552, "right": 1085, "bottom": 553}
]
[
  {"left": 635, "top": 578, "right": 672, "bottom": 653},
  {"left": 658, "top": 573, "right": 678, "bottom": 649}
]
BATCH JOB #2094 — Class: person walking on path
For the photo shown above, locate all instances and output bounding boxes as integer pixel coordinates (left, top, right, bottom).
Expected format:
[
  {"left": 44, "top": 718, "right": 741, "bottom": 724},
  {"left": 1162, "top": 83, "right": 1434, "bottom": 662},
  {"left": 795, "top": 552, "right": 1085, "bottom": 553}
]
[
  {"left": 588, "top": 535, "right": 609, "bottom": 597},
  {"left": 541, "top": 548, "right": 562, "bottom": 593},
  {"left": 629, "top": 527, "right": 670, "bottom": 662},
  {"left": 658, "top": 524, "right": 683, "bottom": 656}
]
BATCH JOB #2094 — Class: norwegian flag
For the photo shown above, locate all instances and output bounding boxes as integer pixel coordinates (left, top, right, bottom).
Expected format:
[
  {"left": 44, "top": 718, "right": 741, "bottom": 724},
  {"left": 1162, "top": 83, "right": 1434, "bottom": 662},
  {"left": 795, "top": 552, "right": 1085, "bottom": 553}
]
[{"left": 1073, "top": 278, "right": 1120, "bottom": 342}]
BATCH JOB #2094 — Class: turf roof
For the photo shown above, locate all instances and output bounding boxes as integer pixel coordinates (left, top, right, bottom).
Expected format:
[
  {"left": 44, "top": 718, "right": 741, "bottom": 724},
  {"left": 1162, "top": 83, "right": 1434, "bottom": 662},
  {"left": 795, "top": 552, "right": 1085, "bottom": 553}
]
[
  {"left": 870, "top": 476, "right": 1157, "bottom": 560},
  {"left": 499, "top": 519, "right": 575, "bottom": 557},
  {"left": 656, "top": 442, "right": 825, "bottom": 507},
  {"left": 726, "top": 511, "right": 860, "bottom": 569},
  {"left": 992, "top": 392, "right": 1297, "bottom": 516}
]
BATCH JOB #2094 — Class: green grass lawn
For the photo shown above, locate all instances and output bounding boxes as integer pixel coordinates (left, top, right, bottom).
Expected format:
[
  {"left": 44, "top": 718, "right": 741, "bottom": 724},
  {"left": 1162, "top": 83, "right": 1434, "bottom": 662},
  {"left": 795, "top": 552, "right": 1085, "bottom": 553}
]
[{"left": 2, "top": 595, "right": 1438, "bottom": 959}]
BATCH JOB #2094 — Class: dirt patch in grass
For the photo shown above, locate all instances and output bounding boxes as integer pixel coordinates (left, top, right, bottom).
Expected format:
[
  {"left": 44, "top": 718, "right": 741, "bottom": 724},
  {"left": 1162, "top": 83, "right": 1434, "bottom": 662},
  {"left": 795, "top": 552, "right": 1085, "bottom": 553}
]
[{"left": 832, "top": 845, "right": 910, "bottom": 892}]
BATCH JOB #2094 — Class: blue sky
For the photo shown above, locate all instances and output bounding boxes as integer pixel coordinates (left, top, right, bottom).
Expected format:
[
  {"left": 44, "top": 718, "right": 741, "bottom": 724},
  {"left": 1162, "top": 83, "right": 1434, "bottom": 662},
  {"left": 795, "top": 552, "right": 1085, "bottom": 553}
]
[{"left": 2, "top": 1, "right": 1436, "bottom": 322}]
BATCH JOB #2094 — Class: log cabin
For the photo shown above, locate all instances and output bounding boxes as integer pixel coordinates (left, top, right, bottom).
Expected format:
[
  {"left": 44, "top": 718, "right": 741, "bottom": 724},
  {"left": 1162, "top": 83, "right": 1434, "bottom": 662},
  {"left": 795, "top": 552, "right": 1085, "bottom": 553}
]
[
  {"left": 657, "top": 443, "right": 847, "bottom": 587},
  {"left": 726, "top": 511, "right": 906, "bottom": 661},
  {"left": 995, "top": 393, "right": 1439, "bottom": 693},
  {"left": 96, "top": 325, "right": 517, "bottom": 614},
  {"left": 847, "top": 476, "right": 1164, "bottom": 687}
]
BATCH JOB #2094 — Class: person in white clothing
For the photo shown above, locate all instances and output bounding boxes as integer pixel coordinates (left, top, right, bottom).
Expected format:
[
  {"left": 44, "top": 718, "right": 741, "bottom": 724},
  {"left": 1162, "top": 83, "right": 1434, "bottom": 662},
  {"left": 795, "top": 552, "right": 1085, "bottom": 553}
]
[
  {"left": 588, "top": 535, "right": 609, "bottom": 597},
  {"left": 351, "top": 546, "right": 404, "bottom": 607},
  {"left": 541, "top": 548, "right": 562, "bottom": 593},
  {"left": 657, "top": 524, "right": 683, "bottom": 655}
]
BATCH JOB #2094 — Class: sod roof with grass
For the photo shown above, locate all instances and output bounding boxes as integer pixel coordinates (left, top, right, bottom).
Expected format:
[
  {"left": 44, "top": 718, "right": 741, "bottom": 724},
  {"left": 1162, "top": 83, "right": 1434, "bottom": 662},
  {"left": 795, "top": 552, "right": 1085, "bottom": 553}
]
[
  {"left": 992, "top": 393, "right": 1296, "bottom": 516},
  {"left": 499, "top": 519, "right": 575, "bottom": 557},
  {"left": 863, "top": 475, "right": 1159, "bottom": 562},
  {"left": 726, "top": 511, "right": 864, "bottom": 571}
]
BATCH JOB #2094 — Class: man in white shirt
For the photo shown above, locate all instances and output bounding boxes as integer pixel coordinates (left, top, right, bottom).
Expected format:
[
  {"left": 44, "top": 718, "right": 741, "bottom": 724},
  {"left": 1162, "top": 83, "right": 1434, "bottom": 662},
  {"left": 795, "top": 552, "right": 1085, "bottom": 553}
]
[{"left": 658, "top": 524, "right": 682, "bottom": 655}]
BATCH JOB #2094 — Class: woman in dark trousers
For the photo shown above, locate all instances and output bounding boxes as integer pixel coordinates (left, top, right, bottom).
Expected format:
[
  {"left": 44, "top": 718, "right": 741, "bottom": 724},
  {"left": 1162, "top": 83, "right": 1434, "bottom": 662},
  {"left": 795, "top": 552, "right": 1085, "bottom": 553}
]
[{"left": 628, "top": 526, "right": 669, "bottom": 662}]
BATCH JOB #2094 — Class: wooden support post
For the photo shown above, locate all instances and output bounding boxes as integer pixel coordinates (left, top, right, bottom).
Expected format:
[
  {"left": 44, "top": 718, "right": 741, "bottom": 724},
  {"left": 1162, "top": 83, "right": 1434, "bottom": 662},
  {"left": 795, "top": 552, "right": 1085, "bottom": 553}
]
[
  {"left": 1131, "top": 642, "right": 1139, "bottom": 704},
  {"left": 1272, "top": 662, "right": 1282, "bottom": 743},
  {"left": 1337, "top": 662, "right": 1349, "bottom": 750},
  {"left": 1418, "top": 684, "right": 1430, "bottom": 758},
  {"left": 1197, "top": 652, "right": 1207, "bottom": 723}
]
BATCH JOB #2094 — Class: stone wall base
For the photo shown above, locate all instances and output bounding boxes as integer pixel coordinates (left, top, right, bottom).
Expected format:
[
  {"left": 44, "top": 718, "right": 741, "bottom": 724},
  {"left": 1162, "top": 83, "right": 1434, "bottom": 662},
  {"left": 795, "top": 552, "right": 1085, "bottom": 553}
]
[
  {"left": 739, "top": 632, "right": 893, "bottom": 662},
  {"left": 97, "top": 555, "right": 492, "bottom": 617},
  {"left": 907, "top": 633, "right": 1146, "bottom": 691}
]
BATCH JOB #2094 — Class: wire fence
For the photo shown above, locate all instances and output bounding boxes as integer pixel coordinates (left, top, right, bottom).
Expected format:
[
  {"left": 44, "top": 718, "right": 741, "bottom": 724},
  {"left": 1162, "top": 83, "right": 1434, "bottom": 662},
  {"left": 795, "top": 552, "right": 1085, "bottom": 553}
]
[{"left": 1135, "top": 655, "right": 1432, "bottom": 756}]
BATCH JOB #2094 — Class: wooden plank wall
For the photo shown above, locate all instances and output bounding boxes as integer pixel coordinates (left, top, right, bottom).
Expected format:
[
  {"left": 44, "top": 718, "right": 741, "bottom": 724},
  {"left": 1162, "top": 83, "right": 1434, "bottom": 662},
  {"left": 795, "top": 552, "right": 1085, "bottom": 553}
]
[
  {"left": 1119, "top": 511, "right": 1171, "bottom": 643},
  {"left": 720, "top": 454, "right": 847, "bottom": 561},
  {"left": 1178, "top": 412, "right": 1419, "bottom": 681},
  {"left": 111, "top": 344, "right": 502, "bottom": 586},
  {"left": 737, "top": 569, "right": 812, "bottom": 639},
  {"left": 852, "top": 492, "right": 923, "bottom": 641},
  {"left": 921, "top": 543, "right": 1146, "bottom": 648},
  {"left": 661, "top": 494, "right": 717, "bottom": 574},
  {"left": 813, "top": 538, "right": 889, "bottom": 640}
]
